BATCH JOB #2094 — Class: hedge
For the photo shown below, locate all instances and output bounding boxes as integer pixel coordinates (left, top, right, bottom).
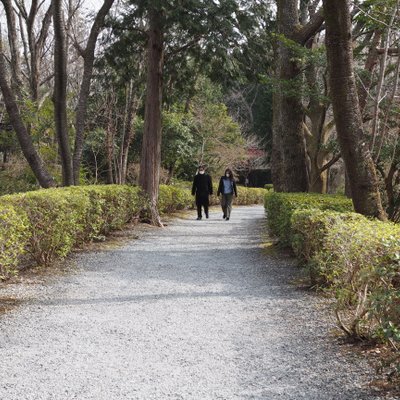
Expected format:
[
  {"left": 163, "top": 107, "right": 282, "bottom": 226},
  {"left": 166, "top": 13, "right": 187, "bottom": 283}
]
[
  {"left": 0, "top": 185, "right": 143, "bottom": 270},
  {"left": 264, "top": 192, "right": 400, "bottom": 344},
  {"left": 171, "top": 181, "right": 267, "bottom": 207},
  {"left": 0, "top": 204, "right": 29, "bottom": 279},
  {"left": 0, "top": 183, "right": 265, "bottom": 279},
  {"left": 264, "top": 191, "right": 353, "bottom": 246}
]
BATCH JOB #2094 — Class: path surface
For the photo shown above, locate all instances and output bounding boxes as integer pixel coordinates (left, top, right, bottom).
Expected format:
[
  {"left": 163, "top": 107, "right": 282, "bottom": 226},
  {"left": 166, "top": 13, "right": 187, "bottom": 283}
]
[{"left": 0, "top": 206, "right": 389, "bottom": 399}]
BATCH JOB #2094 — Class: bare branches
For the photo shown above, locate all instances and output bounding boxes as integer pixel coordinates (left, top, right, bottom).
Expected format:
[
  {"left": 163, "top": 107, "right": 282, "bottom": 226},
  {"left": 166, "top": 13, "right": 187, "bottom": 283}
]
[{"left": 37, "top": 3, "right": 53, "bottom": 52}]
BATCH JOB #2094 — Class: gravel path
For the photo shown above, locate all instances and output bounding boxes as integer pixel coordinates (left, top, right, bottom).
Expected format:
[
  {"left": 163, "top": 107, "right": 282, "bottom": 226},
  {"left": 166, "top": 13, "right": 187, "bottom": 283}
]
[{"left": 0, "top": 205, "right": 391, "bottom": 399}]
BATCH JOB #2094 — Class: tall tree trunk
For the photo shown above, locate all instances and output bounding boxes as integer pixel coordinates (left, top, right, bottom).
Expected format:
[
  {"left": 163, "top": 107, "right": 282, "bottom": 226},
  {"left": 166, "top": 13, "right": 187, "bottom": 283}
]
[
  {"left": 72, "top": 0, "right": 115, "bottom": 184},
  {"left": 25, "top": 0, "right": 39, "bottom": 102},
  {"left": 120, "top": 83, "right": 139, "bottom": 185},
  {"left": 305, "top": 54, "right": 330, "bottom": 194},
  {"left": 139, "top": 9, "right": 164, "bottom": 226},
  {"left": 0, "top": 41, "right": 56, "bottom": 188},
  {"left": 53, "top": 0, "right": 73, "bottom": 186},
  {"left": 106, "top": 102, "right": 115, "bottom": 184},
  {"left": 13, "top": 0, "right": 52, "bottom": 104},
  {"left": 272, "top": 2, "right": 323, "bottom": 192},
  {"left": 376, "top": 46, "right": 400, "bottom": 161},
  {"left": 271, "top": 90, "right": 284, "bottom": 191},
  {"left": 1, "top": 0, "right": 23, "bottom": 95},
  {"left": 370, "top": 4, "right": 398, "bottom": 153},
  {"left": 273, "top": 1, "right": 308, "bottom": 192},
  {"left": 323, "top": 0, "right": 386, "bottom": 220}
]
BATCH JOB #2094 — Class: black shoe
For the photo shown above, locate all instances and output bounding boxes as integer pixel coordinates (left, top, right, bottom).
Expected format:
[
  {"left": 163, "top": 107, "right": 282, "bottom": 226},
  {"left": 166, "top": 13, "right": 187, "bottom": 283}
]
[
  {"left": 196, "top": 216, "right": 202, "bottom": 220},
  {"left": 205, "top": 213, "right": 209, "bottom": 219},
  {"left": 226, "top": 217, "right": 230, "bottom": 221},
  {"left": 223, "top": 214, "right": 226, "bottom": 219}
]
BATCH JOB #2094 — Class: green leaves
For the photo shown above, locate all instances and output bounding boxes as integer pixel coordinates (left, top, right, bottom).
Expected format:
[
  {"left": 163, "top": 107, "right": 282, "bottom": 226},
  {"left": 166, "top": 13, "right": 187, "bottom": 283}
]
[
  {"left": 264, "top": 191, "right": 400, "bottom": 344},
  {"left": 0, "top": 204, "right": 29, "bottom": 279}
]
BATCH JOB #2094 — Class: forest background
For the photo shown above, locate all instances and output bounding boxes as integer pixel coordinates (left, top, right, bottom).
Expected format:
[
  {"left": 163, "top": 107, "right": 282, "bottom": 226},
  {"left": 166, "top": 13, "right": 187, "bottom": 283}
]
[{"left": 0, "top": 0, "right": 399, "bottom": 224}]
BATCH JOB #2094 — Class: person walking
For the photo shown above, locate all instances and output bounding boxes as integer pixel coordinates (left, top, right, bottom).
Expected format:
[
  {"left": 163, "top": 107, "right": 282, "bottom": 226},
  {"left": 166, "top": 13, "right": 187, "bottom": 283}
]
[
  {"left": 217, "top": 168, "right": 237, "bottom": 221},
  {"left": 192, "top": 165, "right": 213, "bottom": 220}
]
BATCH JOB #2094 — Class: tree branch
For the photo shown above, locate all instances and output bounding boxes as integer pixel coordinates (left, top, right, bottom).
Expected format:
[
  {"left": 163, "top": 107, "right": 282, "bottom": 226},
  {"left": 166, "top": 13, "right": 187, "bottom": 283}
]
[
  {"left": 319, "top": 153, "right": 341, "bottom": 174},
  {"left": 165, "top": 34, "right": 203, "bottom": 61},
  {"left": 295, "top": 8, "right": 324, "bottom": 45},
  {"left": 376, "top": 47, "right": 400, "bottom": 55},
  {"left": 36, "top": 2, "right": 53, "bottom": 51}
]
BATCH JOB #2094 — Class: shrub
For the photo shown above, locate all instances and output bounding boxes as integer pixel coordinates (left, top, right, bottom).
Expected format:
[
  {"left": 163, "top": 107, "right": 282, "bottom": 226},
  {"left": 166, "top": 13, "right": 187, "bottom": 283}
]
[
  {"left": 74, "top": 185, "right": 142, "bottom": 234},
  {"left": 291, "top": 209, "right": 367, "bottom": 285},
  {"left": 164, "top": 182, "right": 266, "bottom": 210},
  {"left": 0, "top": 183, "right": 266, "bottom": 280},
  {"left": 0, "top": 185, "right": 142, "bottom": 270},
  {"left": 158, "top": 185, "right": 193, "bottom": 214},
  {"left": 264, "top": 192, "right": 353, "bottom": 246},
  {"left": 264, "top": 191, "right": 400, "bottom": 345},
  {"left": 313, "top": 218, "right": 400, "bottom": 341},
  {"left": 0, "top": 204, "right": 29, "bottom": 279},
  {"left": 237, "top": 187, "right": 266, "bottom": 205},
  {"left": 1, "top": 189, "right": 88, "bottom": 266}
]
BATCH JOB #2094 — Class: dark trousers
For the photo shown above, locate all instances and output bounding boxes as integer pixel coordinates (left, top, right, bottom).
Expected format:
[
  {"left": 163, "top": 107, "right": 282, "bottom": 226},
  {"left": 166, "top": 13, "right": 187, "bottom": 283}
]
[
  {"left": 196, "top": 194, "right": 209, "bottom": 217},
  {"left": 221, "top": 193, "right": 233, "bottom": 217}
]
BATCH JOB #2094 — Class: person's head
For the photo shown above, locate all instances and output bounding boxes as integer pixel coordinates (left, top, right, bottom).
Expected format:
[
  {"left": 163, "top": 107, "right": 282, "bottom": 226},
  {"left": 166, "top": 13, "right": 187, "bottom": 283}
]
[
  {"left": 225, "top": 168, "right": 233, "bottom": 179},
  {"left": 198, "top": 165, "right": 206, "bottom": 175}
]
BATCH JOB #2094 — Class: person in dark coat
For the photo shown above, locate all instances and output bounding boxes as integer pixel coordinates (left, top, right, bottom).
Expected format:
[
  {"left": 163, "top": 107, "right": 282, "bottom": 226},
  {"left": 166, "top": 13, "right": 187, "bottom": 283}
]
[
  {"left": 217, "top": 168, "right": 237, "bottom": 220},
  {"left": 192, "top": 165, "right": 213, "bottom": 220}
]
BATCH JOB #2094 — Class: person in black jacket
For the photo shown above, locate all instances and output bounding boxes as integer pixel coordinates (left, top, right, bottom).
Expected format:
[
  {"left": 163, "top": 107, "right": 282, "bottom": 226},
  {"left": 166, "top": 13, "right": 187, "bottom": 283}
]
[
  {"left": 192, "top": 165, "right": 213, "bottom": 220},
  {"left": 217, "top": 168, "right": 237, "bottom": 221}
]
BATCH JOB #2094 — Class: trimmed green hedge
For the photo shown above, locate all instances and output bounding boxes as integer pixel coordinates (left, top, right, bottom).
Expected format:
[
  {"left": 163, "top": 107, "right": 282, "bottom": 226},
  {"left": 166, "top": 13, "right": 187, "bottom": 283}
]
[
  {"left": 0, "top": 204, "right": 29, "bottom": 279},
  {"left": 264, "top": 192, "right": 353, "bottom": 246},
  {"left": 158, "top": 185, "right": 193, "bottom": 214},
  {"left": 0, "top": 184, "right": 265, "bottom": 279},
  {"left": 0, "top": 185, "right": 143, "bottom": 270},
  {"left": 264, "top": 192, "right": 400, "bottom": 344}
]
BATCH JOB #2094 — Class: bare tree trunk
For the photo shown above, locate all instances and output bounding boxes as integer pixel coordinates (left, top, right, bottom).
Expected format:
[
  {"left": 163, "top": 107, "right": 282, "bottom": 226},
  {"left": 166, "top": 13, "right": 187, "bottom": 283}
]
[
  {"left": 271, "top": 90, "right": 285, "bottom": 191},
  {"left": 305, "top": 57, "right": 331, "bottom": 193},
  {"left": 17, "top": 0, "right": 40, "bottom": 102},
  {"left": 0, "top": 40, "right": 56, "bottom": 188},
  {"left": 106, "top": 102, "right": 115, "bottom": 184},
  {"left": 375, "top": 44, "right": 400, "bottom": 161},
  {"left": 120, "top": 83, "right": 139, "bottom": 184},
  {"left": 370, "top": 4, "right": 398, "bottom": 153},
  {"left": 72, "top": 0, "right": 115, "bottom": 184},
  {"left": 1, "top": 0, "right": 23, "bottom": 95},
  {"left": 323, "top": 0, "right": 386, "bottom": 220},
  {"left": 53, "top": 0, "right": 73, "bottom": 186},
  {"left": 357, "top": 30, "right": 382, "bottom": 114},
  {"left": 139, "top": 9, "right": 164, "bottom": 227},
  {"left": 165, "top": 164, "right": 174, "bottom": 184},
  {"left": 15, "top": 0, "right": 53, "bottom": 103}
]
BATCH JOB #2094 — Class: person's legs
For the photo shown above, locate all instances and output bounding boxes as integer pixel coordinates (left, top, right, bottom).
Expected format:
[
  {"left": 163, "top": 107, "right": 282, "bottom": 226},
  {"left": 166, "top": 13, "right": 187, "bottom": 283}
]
[
  {"left": 221, "top": 195, "right": 227, "bottom": 218},
  {"left": 196, "top": 195, "right": 202, "bottom": 219},
  {"left": 204, "top": 202, "right": 209, "bottom": 218},
  {"left": 225, "top": 194, "right": 233, "bottom": 219}
]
